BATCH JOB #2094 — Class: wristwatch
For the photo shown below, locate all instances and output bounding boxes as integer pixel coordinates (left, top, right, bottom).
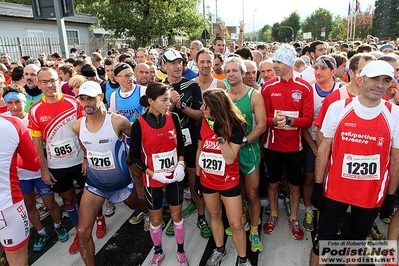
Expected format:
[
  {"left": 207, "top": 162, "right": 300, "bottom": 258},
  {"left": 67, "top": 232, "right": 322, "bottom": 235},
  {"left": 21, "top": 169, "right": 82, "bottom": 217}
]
[
  {"left": 285, "top": 116, "right": 293, "bottom": 126},
  {"left": 217, "top": 137, "right": 226, "bottom": 144},
  {"left": 242, "top": 137, "right": 248, "bottom": 146},
  {"left": 180, "top": 101, "right": 187, "bottom": 110}
]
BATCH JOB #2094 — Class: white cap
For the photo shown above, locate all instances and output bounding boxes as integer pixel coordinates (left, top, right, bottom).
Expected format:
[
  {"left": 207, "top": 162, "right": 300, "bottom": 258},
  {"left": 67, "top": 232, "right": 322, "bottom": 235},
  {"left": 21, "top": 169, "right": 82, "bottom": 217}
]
[
  {"left": 360, "top": 60, "right": 395, "bottom": 80},
  {"left": 76, "top": 81, "right": 102, "bottom": 98},
  {"left": 162, "top": 49, "right": 183, "bottom": 63}
]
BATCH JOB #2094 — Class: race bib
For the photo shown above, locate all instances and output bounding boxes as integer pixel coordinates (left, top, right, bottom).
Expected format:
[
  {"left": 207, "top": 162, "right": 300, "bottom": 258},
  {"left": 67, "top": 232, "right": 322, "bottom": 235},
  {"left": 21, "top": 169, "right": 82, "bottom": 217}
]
[
  {"left": 182, "top": 128, "right": 192, "bottom": 146},
  {"left": 199, "top": 151, "right": 226, "bottom": 176},
  {"left": 152, "top": 149, "right": 177, "bottom": 173},
  {"left": 274, "top": 110, "right": 299, "bottom": 130},
  {"left": 49, "top": 138, "right": 77, "bottom": 159},
  {"left": 87, "top": 150, "right": 116, "bottom": 170},
  {"left": 342, "top": 154, "right": 380, "bottom": 180}
]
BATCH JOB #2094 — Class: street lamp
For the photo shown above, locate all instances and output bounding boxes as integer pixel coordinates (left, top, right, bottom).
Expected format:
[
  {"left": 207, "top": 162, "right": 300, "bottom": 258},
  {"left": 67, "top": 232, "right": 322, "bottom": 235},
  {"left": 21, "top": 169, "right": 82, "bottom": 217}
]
[
  {"left": 253, "top": 9, "right": 257, "bottom": 42},
  {"left": 324, "top": 14, "right": 327, "bottom": 40}
]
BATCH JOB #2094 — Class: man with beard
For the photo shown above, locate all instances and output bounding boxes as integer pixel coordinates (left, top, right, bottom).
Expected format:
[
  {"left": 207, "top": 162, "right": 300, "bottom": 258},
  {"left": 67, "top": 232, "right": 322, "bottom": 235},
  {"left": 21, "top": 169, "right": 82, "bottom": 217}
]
[
  {"left": 28, "top": 67, "right": 84, "bottom": 254},
  {"left": 23, "top": 64, "right": 43, "bottom": 112},
  {"left": 72, "top": 81, "right": 139, "bottom": 266}
]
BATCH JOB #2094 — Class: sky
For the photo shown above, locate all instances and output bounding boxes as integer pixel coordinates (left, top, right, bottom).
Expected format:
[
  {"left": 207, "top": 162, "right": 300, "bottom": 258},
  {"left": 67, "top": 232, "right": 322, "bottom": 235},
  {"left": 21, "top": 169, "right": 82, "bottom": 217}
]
[{"left": 201, "top": 0, "right": 376, "bottom": 31}]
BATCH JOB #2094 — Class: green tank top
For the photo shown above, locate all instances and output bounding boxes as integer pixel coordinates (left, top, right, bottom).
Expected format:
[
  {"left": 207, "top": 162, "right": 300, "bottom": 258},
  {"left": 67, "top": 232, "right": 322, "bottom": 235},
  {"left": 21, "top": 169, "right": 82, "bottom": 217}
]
[
  {"left": 231, "top": 87, "right": 255, "bottom": 137},
  {"left": 25, "top": 93, "right": 43, "bottom": 113}
]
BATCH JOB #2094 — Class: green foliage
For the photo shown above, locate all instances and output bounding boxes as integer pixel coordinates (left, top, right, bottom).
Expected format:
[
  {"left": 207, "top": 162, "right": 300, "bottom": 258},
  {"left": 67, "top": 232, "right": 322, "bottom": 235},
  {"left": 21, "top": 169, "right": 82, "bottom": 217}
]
[
  {"left": 300, "top": 8, "right": 333, "bottom": 40},
  {"left": 77, "top": 0, "right": 205, "bottom": 47},
  {"left": 2, "top": 0, "right": 206, "bottom": 47},
  {"left": 278, "top": 11, "right": 301, "bottom": 42},
  {"left": 271, "top": 22, "right": 280, "bottom": 41},
  {"left": 371, "top": 0, "right": 399, "bottom": 39}
]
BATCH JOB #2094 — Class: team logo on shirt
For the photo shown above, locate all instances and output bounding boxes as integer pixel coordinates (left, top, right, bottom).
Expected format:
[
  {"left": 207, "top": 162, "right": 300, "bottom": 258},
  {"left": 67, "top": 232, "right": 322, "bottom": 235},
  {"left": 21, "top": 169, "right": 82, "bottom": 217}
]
[
  {"left": 99, "top": 137, "right": 111, "bottom": 144},
  {"left": 168, "top": 129, "right": 176, "bottom": 139},
  {"left": 40, "top": 115, "right": 52, "bottom": 122},
  {"left": 291, "top": 91, "right": 302, "bottom": 101},
  {"left": 378, "top": 137, "right": 384, "bottom": 147}
]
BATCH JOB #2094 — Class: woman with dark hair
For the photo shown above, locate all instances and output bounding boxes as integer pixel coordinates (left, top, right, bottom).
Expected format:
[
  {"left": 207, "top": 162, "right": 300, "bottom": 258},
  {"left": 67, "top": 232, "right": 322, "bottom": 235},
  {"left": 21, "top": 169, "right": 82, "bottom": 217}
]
[
  {"left": 129, "top": 82, "right": 188, "bottom": 266},
  {"left": 195, "top": 88, "right": 252, "bottom": 266}
]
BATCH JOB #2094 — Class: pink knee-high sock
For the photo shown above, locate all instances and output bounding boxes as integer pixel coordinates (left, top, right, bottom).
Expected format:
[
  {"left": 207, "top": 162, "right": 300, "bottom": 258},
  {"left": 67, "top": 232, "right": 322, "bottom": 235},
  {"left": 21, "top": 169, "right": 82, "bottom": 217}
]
[
  {"left": 150, "top": 223, "right": 162, "bottom": 246},
  {"left": 174, "top": 219, "right": 185, "bottom": 244}
]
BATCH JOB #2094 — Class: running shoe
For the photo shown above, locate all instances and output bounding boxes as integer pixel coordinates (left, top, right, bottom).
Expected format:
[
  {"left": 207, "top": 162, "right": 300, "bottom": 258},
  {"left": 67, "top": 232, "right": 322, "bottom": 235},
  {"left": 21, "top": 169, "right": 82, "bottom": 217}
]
[
  {"left": 96, "top": 216, "right": 107, "bottom": 239},
  {"left": 249, "top": 232, "right": 263, "bottom": 252},
  {"left": 264, "top": 204, "right": 270, "bottom": 214},
  {"left": 62, "top": 206, "right": 69, "bottom": 218},
  {"left": 206, "top": 248, "right": 226, "bottom": 266},
  {"left": 104, "top": 201, "right": 115, "bottom": 217},
  {"left": 69, "top": 234, "right": 79, "bottom": 254},
  {"left": 289, "top": 219, "right": 304, "bottom": 240},
  {"left": 303, "top": 210, "right": 314, "bottom": 231},
  {"left": 382, "top": 215, "right": 392, "bottom": 224},
  {"left": 166, "top": 221, "right": 174, "bottom": 236},
  {"left": 143, "top": 213, "right": 151, "bottom": 232},
  {"left": 263, "top": 215, "right": 278, "bottom": 235},
  {"left": 129, "top": 211, "right": 145, "bottom": 225},
  {"left": 182, "top": 202, "right": 197, "bottom": 218},
  {"left": 197, "top": 218, "right": 212, "bottom": 238},
  {"left": 54, "top": 223, "right": 69, "bottom": 242},
  {"left": 236, "top": 257, "right": 252, "bottom": 266},
  {"left": 283, "top": 198, "right": 291, "bottom": 219},
  {"left": 176, "top": 252, "right": 189, "bottom": 266},
  {"left": 37, "top": 203, "right": 49, "bottom": 219},
  {"left": 149, "top": 253, "right": 165, "bottom": 265},
  {"left": 370, "top": 221, "right": 385, "bottom": 240},
  {"left": 0, "top": 256, "right": 6, "bottom": 266},
  {"left": 33, "top": 232, "right": 49, "bottom": 252}
]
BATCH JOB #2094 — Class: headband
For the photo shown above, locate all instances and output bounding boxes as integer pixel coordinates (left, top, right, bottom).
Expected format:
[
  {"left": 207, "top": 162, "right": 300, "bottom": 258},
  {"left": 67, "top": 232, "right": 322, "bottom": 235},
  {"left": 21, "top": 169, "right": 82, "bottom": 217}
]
[
  {"left": 380, "top": 44, "right": 394, "bottom": 52},
  {"left": 114, "top": 63, "right": 132, "bottom": 76},
  {"left": 314, "top": 59, "right": 336, "bottom": 69},
  {"left": 3, "top": 92, "right": 26, "bottom": 103}
]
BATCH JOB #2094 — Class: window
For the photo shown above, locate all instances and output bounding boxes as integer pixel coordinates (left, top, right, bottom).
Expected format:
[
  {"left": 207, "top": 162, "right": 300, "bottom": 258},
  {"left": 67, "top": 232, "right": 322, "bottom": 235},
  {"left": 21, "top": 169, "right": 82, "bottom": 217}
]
[
  {"left": 66, "top": 30, "right": 79, "bottom": 45},
  {"left": 27, "top": 30, "right": 44, "bottom": 38}
]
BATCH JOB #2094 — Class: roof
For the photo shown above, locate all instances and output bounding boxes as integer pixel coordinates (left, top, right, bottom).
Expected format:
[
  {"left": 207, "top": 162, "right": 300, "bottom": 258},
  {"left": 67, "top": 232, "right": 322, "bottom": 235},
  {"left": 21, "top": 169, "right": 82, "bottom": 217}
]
[{"left": 0, "top": 2, "right": 98, "bottom": 25}]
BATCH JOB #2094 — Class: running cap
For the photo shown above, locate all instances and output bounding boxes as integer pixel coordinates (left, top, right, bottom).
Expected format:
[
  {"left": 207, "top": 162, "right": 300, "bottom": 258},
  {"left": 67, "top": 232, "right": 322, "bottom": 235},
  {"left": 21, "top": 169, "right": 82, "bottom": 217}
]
[
  {"left": 162, "top": 50, "right": 183, "bottom": 63},
  {"left": 76, "top": 80, "right": 102, "bottom": 98},
  {"left": 360, "top": 60, "right": 395, "bottom": 80},
  {"left": 272, "top": 45, "right": 296, "bottom": 68}
]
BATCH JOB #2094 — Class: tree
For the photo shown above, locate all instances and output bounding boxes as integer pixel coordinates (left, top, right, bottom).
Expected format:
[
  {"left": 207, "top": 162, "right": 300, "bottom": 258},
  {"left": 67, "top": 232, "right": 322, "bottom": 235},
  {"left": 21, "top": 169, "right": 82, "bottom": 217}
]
[
  {"left": 78, "top": 0, "right": 205, "bottom": 47},
  {"left": 2, "top": 0, "right": 206, "bottom": 47},
  {"left": 301, "top": 8, "right": 333, "bottom": 40},
  {"left": 371, "top": 0, "right": 399, "bottom": 39},
  {"left": 271, "top": 22, "right": 280, "bottom": 41},
  {"left": 334, "top": 5, "right": 374, "bottom": 41},
  {"left": 278, "top": 11, "right": 301, "bottom": 42}
]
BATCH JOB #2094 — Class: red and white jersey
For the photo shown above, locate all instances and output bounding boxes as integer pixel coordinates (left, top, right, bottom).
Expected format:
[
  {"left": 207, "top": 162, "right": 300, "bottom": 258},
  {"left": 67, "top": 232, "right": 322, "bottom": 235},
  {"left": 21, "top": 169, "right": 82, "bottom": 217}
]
[
  {"left": 199, "top": 119, "right": 240, "bottom": 190},
  {"left": 314, "top": 87, "right": 353, "bottom": 128},
  {"left": 139, "top": 113, "right": 178, "bottom": 188},
  {"left": 262, "top": 76, "right": 314, "bottom": 152},
  {"left": 321, "top": 97, "right": 399, "bottom": 208},
  {"left": 0, "top": 115, "right": 40, "bottom": 210},
  {"left": 28, "top": 94, "right": 84, "bottom": 169}
]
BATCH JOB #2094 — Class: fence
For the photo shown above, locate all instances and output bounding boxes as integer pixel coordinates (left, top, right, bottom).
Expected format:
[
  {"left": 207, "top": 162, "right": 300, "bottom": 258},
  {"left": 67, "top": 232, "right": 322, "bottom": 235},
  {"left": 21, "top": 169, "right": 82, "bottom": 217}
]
[{"left": 0, "top": 36, "right": 118, "bottom": 62}]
